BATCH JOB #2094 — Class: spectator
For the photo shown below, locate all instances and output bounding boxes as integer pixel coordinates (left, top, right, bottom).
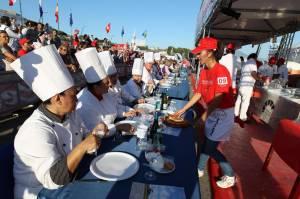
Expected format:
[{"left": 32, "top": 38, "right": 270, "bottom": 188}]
[
  {"left": 18, "top": 38, "right": 32, "bottom": 57},
  {"left": 58, "top": 43, "right": 78, "bottom": 72},
  {"left": 0, "top": 16, "right": 20, "bottom": 52},
  {"left": 37, "top": 23, "right": 44, "bottom": 35},
  {"left": 49, "top": 30, "right": 61, "bottom": 49},
  {"left": 26, "top": 21, "right": 39, "bottom": 42},
  {"left": 0, "top": 30, "right": 17, "bottom": 71},
  {"left": 32, "top": 31, "right": 48, "bottom": 49}
]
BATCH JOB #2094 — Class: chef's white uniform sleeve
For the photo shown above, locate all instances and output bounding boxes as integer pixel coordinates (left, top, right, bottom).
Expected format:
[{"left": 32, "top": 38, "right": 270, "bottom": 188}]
[{"left": 14, "top": 125, "right": 63, "bottom": 189}]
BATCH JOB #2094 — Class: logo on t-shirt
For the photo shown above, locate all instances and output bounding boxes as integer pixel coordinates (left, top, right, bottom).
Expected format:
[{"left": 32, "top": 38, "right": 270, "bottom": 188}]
[{"left": 217, "top": 77, "right": 228, "bottom": 85}]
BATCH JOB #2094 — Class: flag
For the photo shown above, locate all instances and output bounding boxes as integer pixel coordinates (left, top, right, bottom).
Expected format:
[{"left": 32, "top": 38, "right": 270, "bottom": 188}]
[
  {"left": 142, "top": 30, "right": 147, "bottom": 38},
  {"left": 55, "top": 1, "right": 59, "bottom": 23},
  {"left": 69, "top": 13, "right": 73, "bottom": 26},
  {"left": 39, "top": 0, "right": 43, "bottom": 18},
  {"left": 105, "top": 23, "right": 111, "bottom": 33},
  {"left": 9, "top": 0, "right": 16, "bottom": 6},
  {"left": 121, "top": 26, "right": 125, "bottom": 37}
]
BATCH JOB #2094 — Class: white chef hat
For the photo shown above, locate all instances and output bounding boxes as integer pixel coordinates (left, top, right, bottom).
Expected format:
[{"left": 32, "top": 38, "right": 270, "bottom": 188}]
[
  {"left": 98, "top": 51, "right": 117, "bottom": 76},
  {"left": 10, "top": 45, "right": 74, "bottom": 101},
  {"left": 132, "top": 58, "right": 143, "bottom": 76},
  {"left": 75, "top": 47, "right": 107, "bottom": 83},
  {"left": 144, "top": 52, "right": 154, "bottom": 63},
  {"left": 154, "top": 52, "right": 161, "bottom": 61}
]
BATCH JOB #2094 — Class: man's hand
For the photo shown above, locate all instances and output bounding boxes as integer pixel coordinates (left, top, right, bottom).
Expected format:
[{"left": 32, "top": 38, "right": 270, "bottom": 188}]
[
  {"left": 92, "top": 123, "right": 108, "bottom": 138},
  {"left": 81, "top": 133, "right": 101, "bottom": 154}
]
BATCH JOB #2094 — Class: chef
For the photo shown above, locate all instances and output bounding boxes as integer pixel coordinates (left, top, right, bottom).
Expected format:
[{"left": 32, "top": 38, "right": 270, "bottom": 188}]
[
  {"left": 12, "top": 45, "right": 107, "bottom": 199},
  {"left": 219, "top": 43, "right": 240, "bottom": 89},
  {"left": 123, "top": 58, "right": 146, "bottom": 102},
  {"left": 98, "top": 50, "right": 142, "bottom": 107},
  {"left": 142, "top": 51, "right": 158, "bottom": 94},
  {"left": 152, "top": 52, "right": 163, "bottom": 80},
  {"left": 75, "top": 48, "right": 135, "bottom": 137}
]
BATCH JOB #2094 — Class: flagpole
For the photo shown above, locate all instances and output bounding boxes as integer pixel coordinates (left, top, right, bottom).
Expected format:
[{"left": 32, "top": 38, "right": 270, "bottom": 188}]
[
  {"left": 57, "top": 0, "right": 59, "bottom": 30},
  {"left": 19, "top": 0, "right": 23, "bottom": 25}
]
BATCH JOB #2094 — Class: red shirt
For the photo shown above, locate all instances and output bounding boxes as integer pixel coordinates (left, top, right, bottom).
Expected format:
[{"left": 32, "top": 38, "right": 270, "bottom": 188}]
[
  {"left": 18, "top": 49, "right": 28, "bottom": 57},
  {"left": 195, "top": 63, "right": 234, "bottom": 109}
]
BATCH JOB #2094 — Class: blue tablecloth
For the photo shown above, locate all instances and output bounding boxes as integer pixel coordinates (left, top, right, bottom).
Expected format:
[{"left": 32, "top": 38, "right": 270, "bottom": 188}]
[
  {"left": 165, "top": 79, "right": 190, "bottom": 100},
  {"left": 40, "top": 100, "right": 200, "bottom": 199}
]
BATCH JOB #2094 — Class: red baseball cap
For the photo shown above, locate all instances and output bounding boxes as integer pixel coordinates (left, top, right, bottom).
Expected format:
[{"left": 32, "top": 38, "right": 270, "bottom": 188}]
[
  {"left": 19, "top": 38, "right": 29, "bottom": 46},
  {"left": 268, "top": 56, "right": 277, "bottom": 65},
  {"left": 191, "top": 37, "right": 218, "bottom": 54},
  {"left": 226, "top": 43, "right": 235, "bottom": 50}
]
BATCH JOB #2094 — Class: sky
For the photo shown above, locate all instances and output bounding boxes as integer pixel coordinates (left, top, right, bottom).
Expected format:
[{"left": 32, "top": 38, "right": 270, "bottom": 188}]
[
  {"left": 1, "top": 0, "right": 300, "bottom": 60},
  {"left": 0, "top": 0, "right": 202, "bottom": 49}
]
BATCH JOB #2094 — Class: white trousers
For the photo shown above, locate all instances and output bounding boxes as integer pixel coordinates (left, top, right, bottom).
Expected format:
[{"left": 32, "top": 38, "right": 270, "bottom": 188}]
[{"left": 234, "top": 86, "right": 253, "bottom": 121}]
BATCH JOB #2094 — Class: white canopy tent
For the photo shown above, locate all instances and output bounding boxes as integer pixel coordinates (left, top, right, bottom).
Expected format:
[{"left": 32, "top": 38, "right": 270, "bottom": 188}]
[{"left": 195, "top": 0, "right": 300, "bottom": 47}]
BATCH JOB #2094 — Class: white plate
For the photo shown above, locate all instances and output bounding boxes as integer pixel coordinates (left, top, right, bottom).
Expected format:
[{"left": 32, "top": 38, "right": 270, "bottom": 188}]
[
  {"left": 134, "top": 103, "right": 155, "bottom": 114},
  {"left": 90, "top": 152, "right": 139, "bottom": 181}
]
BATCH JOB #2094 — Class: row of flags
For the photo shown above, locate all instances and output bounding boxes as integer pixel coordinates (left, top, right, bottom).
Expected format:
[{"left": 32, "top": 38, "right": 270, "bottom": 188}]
[{"left": 8, "top": 0, "right": 148, "bottom": 39}]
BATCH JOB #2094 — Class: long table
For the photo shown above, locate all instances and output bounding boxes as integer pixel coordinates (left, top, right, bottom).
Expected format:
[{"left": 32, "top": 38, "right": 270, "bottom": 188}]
[
  {"left": 50, "top": 99, "right": 201, "bottom": 199},
  {"left": 250, "top": 87, "right": 300, "bottom": 129}
]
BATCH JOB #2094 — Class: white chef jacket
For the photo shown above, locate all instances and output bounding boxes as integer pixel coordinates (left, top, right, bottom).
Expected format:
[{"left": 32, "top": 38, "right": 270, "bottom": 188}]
[
  {"left": 122, "top": 78, "right": 144, "bottom": 101},
  {"left": 109, "top": 80, "right": 136, "bottom": 104},
  {"left": 13, "top": 107, "right": 88, "bottom": 199},
  {"left": 258, "top": 64, "right": 274, "bottom": 78},
  {"left": 219, "top": 53, "right": 241, "bottom": 88},
  {"left": 76, "top": 87, "right": 125, "bottom": 134},
  {"left": 142, "top": 66, "right": 158, "bottom": 92}
]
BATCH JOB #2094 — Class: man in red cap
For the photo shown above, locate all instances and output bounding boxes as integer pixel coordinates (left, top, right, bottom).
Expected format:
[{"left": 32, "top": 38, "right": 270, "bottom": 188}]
[
  {"left": 174, "top": 37, "right": 236, "bottom": 188},
  {"left": 219, "top": 43, "right": 241, "bottom": 90},
  {"left": 17, "top": 38, "right": 32, "bottom": 57}
]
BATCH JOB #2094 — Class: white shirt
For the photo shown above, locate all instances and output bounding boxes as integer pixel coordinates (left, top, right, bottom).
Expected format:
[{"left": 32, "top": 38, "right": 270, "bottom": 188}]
[
  {"left": 76, "top": 88, "right": 125, "bottom": 134},
  {"left": 219, "top": 53, "right": 241, "bottom": 88},
  {"left": 123, "top": 79, "right": 144, "bottom": 101},
  {"left": 14, "top": 108, "right": 88, "bottom": 199},
  {"left": 239, "top": 58, "right": 257, "bottom": 88},
  {"left": 258, "top": 64, "right": 274, "bottom": 78},
  {"left": 142, "top": 66, "right": 159, "bottom": 89},
  {"left": 109, "top": 80, "right": 136, "bottom": 104},
  {"left": 278, "top": 64, "right": 289, "bottom": 81}
]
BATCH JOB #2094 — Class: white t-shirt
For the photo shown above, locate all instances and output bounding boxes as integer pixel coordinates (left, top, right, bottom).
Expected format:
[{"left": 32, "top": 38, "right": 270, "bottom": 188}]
[
  {"left": 239, "top": 58, "right": 257, "bottom": 87},
  {"left": 258, "top": 64, "right": 274, "bottom": 78},
  {"left": 219, "top": 53, "right": 241, "bottom": 88}
]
